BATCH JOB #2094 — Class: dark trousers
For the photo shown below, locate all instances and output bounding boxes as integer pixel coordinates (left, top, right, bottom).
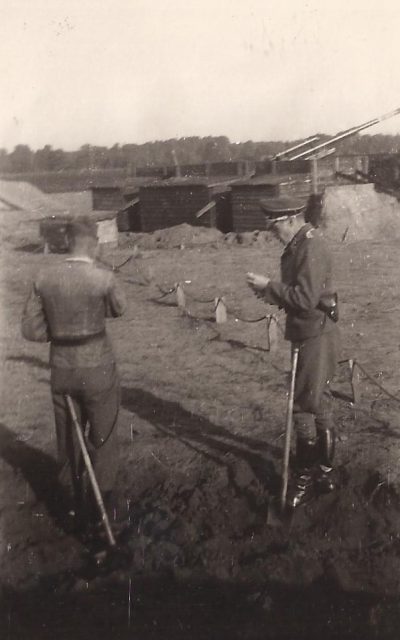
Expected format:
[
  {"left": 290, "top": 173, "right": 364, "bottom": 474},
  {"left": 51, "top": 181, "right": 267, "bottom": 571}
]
[
  {"left": 293, "top": 328, "right": 340, "bottom": 441},
  {"left": 51, "top": 360, "right": 120, "bottom": 508}
]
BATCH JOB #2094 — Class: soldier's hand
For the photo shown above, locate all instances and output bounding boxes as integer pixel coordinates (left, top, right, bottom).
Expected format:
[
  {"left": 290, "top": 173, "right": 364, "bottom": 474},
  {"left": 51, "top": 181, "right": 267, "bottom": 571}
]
[{"left": 246, "top": 272, "right": 270, "bottom": 293}]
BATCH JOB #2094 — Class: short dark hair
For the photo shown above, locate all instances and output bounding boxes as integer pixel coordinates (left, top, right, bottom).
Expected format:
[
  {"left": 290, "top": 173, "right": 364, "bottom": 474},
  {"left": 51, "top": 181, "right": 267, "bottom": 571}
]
[{"left": 67, "top": 216, "right": 98, "bottom": 243}]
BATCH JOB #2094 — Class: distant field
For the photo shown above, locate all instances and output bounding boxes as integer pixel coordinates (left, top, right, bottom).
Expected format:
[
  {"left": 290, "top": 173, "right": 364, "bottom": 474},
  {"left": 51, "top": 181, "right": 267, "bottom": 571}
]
[{"left": 0, "top": 169, "right": 151, "bottom": 193}]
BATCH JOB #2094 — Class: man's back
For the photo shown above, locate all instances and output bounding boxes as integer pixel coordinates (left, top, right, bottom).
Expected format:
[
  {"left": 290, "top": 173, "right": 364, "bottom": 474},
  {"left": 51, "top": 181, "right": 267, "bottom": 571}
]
[
  {"left": 37, "top": 259, "right": 119, "bottom": 340},
  {"left": 22, "top": 257, "right": 126, "bottom": 369}
]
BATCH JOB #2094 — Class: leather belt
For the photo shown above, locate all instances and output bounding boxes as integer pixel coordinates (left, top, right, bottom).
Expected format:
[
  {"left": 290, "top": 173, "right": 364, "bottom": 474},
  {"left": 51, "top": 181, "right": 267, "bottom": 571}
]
[{"left": 51, "top": 330, "right": 106, "bottom": 346}]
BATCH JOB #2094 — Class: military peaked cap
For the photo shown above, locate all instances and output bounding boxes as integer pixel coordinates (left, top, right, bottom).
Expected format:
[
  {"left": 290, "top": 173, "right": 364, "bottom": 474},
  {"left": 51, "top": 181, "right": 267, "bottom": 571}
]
[{"left": 259, "top": 196, "right": 307, "bottom": 222}]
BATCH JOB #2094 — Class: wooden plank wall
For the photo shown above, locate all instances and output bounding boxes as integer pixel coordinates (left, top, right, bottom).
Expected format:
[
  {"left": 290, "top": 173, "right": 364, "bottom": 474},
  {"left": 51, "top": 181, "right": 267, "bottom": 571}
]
[
  {"left": 255, "top": 159, "right": 312, "bottom": 176},
  {"left": 178, "top": 161, "right": 246, "bottom": 178},
  {"left": 232, "top": 184, "right": 278, "bottom": 232},
  {"left": 139, "top": 183, "right": 211, "bottom": 232},
  {"left": 232, "top": 177, "right": 318, "bottom": 232},
  {"left": 91, "top": 187, "right": 125, "bottom": 211},
  {"left": 279, "top": 178, "right": 312, "bottom": 199},
  {"left": 368, "top": 154, "right": 400, "bottom": 189}
]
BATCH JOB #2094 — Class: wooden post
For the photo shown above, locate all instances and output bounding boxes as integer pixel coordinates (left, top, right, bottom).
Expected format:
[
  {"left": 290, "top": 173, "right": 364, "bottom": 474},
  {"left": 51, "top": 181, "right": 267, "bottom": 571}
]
[
  {"left": 176, "top": 283, "right": 186, "bottom": 309},
  {"left": 311, "top": 157, "right": 318, "bottom": 194},
  {"left": 335, "top": 156, "right": 340, "bottom": 175},
  {"left": 267, "top": 315, "right": 278, "bottom": 352},
  {"left": 215, "top": 297, "right": 227, "bottom": 323},
  {"left": 350, "top": 359, "right": 361, "bottom": 405},
  {"left": 172, "top": 150, "right": 181, "bottom": 178},
  {"left": 362, "top": 156, "right": 369, "bottom": 175}
]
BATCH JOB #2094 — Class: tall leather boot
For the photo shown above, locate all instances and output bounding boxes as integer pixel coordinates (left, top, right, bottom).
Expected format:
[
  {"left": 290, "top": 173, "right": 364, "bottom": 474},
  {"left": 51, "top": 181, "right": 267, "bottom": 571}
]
[
  {"left": 315, "top": 428, "right": 336, "bottom": 493},
  {"left": 287, "top": 438, "right": 317, "bottom": 509}
]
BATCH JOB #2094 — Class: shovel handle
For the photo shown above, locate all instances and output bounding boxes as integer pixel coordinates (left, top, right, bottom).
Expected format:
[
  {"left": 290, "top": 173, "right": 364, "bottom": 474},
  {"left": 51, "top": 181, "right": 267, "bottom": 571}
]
[
  {"left": 65, "top": 395, "right": 116, "bottom": 547},
  {"left": 280, "top": 347, "right": 299, "bottom": 510}
]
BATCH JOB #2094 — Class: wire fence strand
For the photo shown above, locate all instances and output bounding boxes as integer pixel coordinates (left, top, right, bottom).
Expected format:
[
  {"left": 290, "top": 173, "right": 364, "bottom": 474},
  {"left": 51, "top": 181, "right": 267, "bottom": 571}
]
[
  {"left": 111, "top": 258, "right": 400, "bottom": 412},
  {"left": 354, "top": 361, "right": 400, "bottom": 405}
]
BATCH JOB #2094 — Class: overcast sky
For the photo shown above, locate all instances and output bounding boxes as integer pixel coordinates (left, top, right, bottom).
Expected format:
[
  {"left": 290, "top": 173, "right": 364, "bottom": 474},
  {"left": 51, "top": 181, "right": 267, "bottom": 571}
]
[{"left": 1, "top": 0, "right": 400, "bottom": 151}]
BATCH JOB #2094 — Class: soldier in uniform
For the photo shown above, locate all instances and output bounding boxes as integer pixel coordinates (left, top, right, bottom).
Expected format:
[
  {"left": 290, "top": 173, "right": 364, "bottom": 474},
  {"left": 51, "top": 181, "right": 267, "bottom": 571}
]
[
  {"left": 247, "top": 195, "right": 340, "bottom": 508},
  {"left": 21, "top": 216, "right": 126, "bottom": 533}
]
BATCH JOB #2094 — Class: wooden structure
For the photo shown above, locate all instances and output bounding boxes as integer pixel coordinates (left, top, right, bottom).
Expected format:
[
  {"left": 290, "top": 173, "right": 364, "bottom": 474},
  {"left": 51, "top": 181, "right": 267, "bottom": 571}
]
[
  {"left": 231, "top": 174, "right": 313, "bottom": 232},
  {"left": 91, "top": 185, "right": 143, "bottom": 233},
  {"left": 368, "top": 154, "right": 400, "bottom": 194},
  {"left": 91, "top": 186, "right": 125, "bottom": 211},
  {"left": 254, "top": 159, "right": 312, "bottom": 176},
  {"left": 138, "top": 179, "right": 233, "bottom": 233},
  {"left": 117, "top": 196, "right": 141, "bottom": 232}
]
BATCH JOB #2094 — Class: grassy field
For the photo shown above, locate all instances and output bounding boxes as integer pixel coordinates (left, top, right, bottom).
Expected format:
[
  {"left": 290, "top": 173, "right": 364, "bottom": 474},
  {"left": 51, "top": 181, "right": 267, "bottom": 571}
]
[{"left": 2, "top": 208, "right": 400, "bottom": 637}]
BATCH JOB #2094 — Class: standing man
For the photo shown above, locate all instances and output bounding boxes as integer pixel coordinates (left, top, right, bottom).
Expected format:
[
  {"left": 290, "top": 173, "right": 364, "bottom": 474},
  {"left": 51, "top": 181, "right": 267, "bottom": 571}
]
[
  {"left": 21, "top": 216, "right": 126, "bottom": 533},
  {"left": 247, "top": 195, "right": 340, "bottom": 508}
]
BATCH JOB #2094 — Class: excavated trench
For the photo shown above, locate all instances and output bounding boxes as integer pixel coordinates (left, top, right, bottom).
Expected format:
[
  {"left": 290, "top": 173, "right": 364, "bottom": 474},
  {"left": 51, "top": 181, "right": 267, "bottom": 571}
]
[{"left": 2, "top": 456, "right": 400, "bottom": 639}]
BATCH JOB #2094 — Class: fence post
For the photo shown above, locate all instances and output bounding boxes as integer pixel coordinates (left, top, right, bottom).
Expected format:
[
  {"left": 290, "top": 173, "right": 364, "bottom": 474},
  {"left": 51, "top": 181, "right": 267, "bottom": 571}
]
[
  {"left": 176, "top": 283, "right": 186, "bottom": 310},
  {"left": 350, "top": 359, "right": 361, "bottom": 405},
  {"left": 267, "top": 315, "right": 278, "bottom": 352},
  {"left": 215, "top": 297, "right": 227, "bottom": 323}
]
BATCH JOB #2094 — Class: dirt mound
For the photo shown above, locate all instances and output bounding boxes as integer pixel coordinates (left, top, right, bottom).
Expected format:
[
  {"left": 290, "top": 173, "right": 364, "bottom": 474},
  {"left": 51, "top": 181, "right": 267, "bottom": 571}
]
[
  {"left": 235, "top": 230, "right": 274, "bottom": 246},
  {"left": 120, "top": 225, "right": 275, "bottom": 250},
  {"left": 323, "top": 184, "right": 400, "bottom": 242},
  {"left": 121, "top": 223, "right": 224, "bottom": 249}
]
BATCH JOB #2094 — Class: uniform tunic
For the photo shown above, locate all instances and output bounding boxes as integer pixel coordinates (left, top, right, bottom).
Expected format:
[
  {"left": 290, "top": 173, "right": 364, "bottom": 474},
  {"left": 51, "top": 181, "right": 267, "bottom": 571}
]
[
  {"left": 262, "top": 223, "right": 340, "bottom": 440},
  {"left": 21, "top": 257, "right": 126, "bottom": 497}
]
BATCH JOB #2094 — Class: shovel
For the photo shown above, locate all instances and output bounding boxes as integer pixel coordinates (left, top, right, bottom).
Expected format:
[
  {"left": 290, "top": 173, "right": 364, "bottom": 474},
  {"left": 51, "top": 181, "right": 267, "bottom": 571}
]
[
  {"left": 267, "top": 346, "right": 299, "bottom": 528},
  {"left": 65, "top": 395, "right": 131, "bottom": 572}
]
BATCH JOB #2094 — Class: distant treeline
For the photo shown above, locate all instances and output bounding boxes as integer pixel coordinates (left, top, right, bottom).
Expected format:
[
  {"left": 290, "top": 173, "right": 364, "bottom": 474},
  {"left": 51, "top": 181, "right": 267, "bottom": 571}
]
[{"left": 2, "top": 134, "right": 400, "bottom": 174}]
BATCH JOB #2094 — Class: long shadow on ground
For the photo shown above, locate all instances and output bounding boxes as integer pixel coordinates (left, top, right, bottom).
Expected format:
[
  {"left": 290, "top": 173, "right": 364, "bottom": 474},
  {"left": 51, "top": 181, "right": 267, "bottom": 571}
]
[
  {"left": 0, "top": 422, "right": 68, "bottom": 529},
  {"left": 121, "top": 386, "right": 281, "bottom": 493}
]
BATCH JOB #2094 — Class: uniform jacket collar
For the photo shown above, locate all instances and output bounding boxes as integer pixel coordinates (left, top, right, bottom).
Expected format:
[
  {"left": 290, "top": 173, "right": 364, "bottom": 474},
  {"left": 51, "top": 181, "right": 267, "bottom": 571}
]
[{"left": 283, "top": 223, "right": 314, "bottom": 255}]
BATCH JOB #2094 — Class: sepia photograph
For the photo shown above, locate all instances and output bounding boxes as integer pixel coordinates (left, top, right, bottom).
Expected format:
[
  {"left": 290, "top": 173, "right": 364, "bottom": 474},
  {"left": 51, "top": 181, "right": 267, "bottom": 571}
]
[{"left": 1, "top": 0, "right": 400, "bottom": 637}]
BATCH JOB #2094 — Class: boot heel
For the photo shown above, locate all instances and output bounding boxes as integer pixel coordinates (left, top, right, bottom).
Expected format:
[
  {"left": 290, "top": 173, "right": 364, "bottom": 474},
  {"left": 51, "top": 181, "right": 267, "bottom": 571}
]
[
  {"left": 287, "top": 471, "right": 314, "bottom": 508},
  {"left": 316, "top": 429, "right": 336, "bottom": 493},
  {"left": 286, "top": 438, "right": 317, "bottom": 509}
]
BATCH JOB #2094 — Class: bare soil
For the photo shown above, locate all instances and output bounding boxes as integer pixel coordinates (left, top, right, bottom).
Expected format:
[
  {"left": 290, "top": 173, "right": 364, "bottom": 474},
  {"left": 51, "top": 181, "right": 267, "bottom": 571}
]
[{"left": 1, "top": 213, "right": 400, "bottom": 638}]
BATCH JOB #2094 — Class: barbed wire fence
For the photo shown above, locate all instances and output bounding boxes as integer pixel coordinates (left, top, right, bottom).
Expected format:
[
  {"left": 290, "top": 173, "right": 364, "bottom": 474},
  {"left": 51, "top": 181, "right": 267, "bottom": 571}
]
[{"left": 104, "top": 251, "right": 400, "bottom": 416}]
